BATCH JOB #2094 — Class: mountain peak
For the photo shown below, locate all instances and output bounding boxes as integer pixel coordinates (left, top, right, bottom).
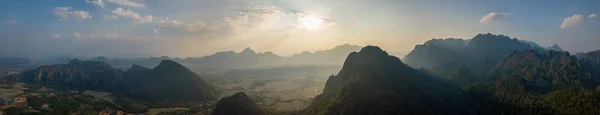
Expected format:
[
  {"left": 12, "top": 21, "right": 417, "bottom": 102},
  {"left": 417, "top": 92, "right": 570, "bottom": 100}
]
[
  {"left": 67, "top": 58, "right": 82, "bottom": 65},
  {"left": 357, "top": 46, "right": 388, "bottom": 56},
  {"left": 127, "top": 64, "right": 150, "bottom": 71},
  {"left": 212, "top": 92, "right": 266, "bottom": 115},
  {"left": 547, "top": 44, "right": 564, "bottom": 51},
  {"left": 303, "top": 45, "right": 457, "bottom": 114},
  {"left": 154, "top": 60, "right": 185, "bottom": 70},
  {"left": 241, "top": 47, "right": 256, "bottom": 54}
]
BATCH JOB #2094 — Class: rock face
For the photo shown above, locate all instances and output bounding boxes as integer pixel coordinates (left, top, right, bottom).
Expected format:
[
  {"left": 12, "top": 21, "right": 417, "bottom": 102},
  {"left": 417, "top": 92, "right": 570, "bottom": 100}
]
[
  {"left": 460, "top": 49, "right": 600, "bottom": 114},
  {"left": 488, "top": 50, "right": 598, "bottom": 92},
  {"left": 18, "top": 59, "right": 218, "bottom": 102},
  {"left": 212, "top": 92, "right": 266, "bottom": 115},
  {"left": 302, "top": 46, "right": 458, "bottom": 115}
]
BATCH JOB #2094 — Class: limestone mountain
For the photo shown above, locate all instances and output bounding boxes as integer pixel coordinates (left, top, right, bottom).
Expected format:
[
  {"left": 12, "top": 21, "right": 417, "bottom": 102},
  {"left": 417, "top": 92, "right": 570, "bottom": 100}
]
[
  {"left": 117, "top": 60, "right": 219, "bottom": 101},
  {"left": 405, "top": 33, "right": 544, "bottom": 77},
  {"left": 17, "top": 59, "right": 218, "bottom": 102},
  {"left": 212, "top": 92, "right": 266, "bottom": 115},
  {"left": 466, "top": 33, "right": 545, "bottom": 58},
  {"left": 488, "top": 50, "right": 598, "bottom": 92},
  {"left": 546, "top": 44, "right": 564, "bottom": 51},
  {"left": 288, "top": 43, "right": 363, "bottom": 65},
  {"left": 519, "top": 40, "right": 545, "bottom": 50},
  {"left": 428, "top": 62, "right": 479, "bottom": 86},
  {"left": 17, "top": 59, "right": 122, "bottom": 90},
  {"left": 463, "top": 50, "right": 600, "bottom": 114},
  {"left": 184, "top": 47, "right": 285, "bottom": 69},
  {"left": 302, "top": 46, "right": 459, "bottom": 115}
]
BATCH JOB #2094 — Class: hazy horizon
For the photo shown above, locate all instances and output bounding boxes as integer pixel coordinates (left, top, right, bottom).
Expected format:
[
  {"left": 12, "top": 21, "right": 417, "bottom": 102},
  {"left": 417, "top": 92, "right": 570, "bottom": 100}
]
[{"left": 2, "top": 0, "right": 600, "bottom": 58}]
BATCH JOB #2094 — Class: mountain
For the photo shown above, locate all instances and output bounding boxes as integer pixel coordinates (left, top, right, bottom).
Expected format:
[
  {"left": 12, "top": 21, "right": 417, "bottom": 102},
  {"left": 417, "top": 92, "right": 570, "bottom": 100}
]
[
  {"left": 16, "top": 59, "right": 122, "bottom": 90},
  {"left": 288, "top": 44, "right": 363, "bottom": 65},
  {"left": 405, "top": 33, "right": 544, "bottom": 77},
  {"left": 212, "top": 92, "right": 266, "bottom": 115},
  {"left": 466, "top": 33, "right": 545, "bottom": 58},
  {"left": 427, "top": 62, "right": 479, "bottom": 86},
  {"left": 404, "top": 38, "right": 470, "bottom": 70},
  {"left": 488, "top": 50, "right": 598, "bottom": 92},
  {"left": 184, "top": 47, "right": 285, "bottom": 69},
  {"left": 116, "top": 60, "right": 219, "bottom": 101},
  {"left": 463, "top": 50, "right": 600, "bottom": 114},
  {"left": 546, "top": 44, "right": 564, "bottom": 51},
  {"left": 519, "top": 40, "right": 545, "bottom": 50},
  {"left": 302, "top": 46, "right": 459, "bottom": 115},
  {"left": 16, "top": 59, "right": 218, "bottom": 102}
]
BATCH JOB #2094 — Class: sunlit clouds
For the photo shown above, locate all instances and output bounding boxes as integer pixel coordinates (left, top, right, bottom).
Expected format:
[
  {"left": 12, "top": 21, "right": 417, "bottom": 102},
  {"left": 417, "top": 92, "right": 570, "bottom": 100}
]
[
  {"left": 111, "top": 8, "right": 154, "bottom": 23},
  {"left": 53, "top": 7, "right": 92, "bottom": 21},
  {"left": 480, "top": 12, "right": 509, "bottom": 24},
  {"left": 3, "top": 0, "right": 600, "bottom": 57},
  {"left": 561, "top": 14, "right": 584, "bottom": 29}
]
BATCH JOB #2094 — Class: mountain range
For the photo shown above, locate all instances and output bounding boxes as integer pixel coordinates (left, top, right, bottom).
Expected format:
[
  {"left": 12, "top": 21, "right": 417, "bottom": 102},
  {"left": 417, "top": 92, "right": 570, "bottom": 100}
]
[
  {"left": 13, "top": 59, "right": 218, "bottom": 102},
  {"left": 303, "top": 34, "right": 600, "bottom": 114},
  {"left": 4, "top": 33, "right": 600, "bottom": 114}
]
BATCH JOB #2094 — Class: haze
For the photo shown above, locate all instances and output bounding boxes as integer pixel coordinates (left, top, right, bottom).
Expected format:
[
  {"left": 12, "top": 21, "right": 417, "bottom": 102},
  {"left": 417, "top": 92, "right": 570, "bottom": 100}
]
[{"left": 1, "top": 0, "right": 599, "bottom": 58}]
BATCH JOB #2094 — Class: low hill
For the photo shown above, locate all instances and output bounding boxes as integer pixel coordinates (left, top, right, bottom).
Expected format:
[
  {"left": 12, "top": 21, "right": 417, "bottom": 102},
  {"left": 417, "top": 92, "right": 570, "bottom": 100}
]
[{"left": 212, "top": 92, "right": 266, "bottom": 115}]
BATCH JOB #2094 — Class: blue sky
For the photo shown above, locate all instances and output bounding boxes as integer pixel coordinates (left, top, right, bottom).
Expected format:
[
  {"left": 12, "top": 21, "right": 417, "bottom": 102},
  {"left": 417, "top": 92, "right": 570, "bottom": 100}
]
[{"left": 1, "top": 0, "right": 599, "bottom": 58}]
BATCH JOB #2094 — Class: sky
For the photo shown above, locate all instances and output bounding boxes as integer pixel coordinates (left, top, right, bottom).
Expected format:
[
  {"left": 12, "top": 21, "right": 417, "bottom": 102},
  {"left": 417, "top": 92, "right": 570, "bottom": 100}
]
[{"left": 1, "top": 0, "right": 599, "bottom": 58}]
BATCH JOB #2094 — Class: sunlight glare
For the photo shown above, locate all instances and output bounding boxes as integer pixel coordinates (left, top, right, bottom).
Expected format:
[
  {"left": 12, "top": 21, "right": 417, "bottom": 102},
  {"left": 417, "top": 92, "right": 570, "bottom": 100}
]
[{"left": 301, "top": 16, "right": 325, "bottom": 31}]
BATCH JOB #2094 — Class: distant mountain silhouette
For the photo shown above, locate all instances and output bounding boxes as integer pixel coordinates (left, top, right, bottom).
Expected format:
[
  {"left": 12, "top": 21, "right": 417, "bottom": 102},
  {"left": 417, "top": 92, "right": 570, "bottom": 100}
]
[
  {"left": 212, "top": 92, "right": 266, "bottom": 115},
  {"left": 288, "top": 44, "right": 363, "bottom": 65},
  {"left": 546, "top": 44, "right": 564, "bottom": 51},
  {"left": 519, "top": 40, "right": 545, "bottom": 50},
  {"left": 184, "top": 47, "right": 285, "bottom": 69},
  {"left": 302, "top": 46, "right": 459, "bottom": 115},
  {"left": 0, "top": 57, "right": 32, "bottom": 68},
  {"left": 80, "top": 44, "right": 362, "bottom": 69}
]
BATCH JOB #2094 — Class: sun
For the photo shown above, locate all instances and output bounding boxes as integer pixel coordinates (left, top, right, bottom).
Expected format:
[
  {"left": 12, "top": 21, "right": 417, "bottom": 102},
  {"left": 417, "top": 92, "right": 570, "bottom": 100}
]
[{"left": 300, "top": 16, "right": 325, "bottom": 31}]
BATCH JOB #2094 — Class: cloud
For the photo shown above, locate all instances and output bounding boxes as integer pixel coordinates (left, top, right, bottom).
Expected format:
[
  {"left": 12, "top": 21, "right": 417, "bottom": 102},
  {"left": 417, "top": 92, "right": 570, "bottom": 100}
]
[
  {"left": 107, "top": 0, "right": 145, "bottom": 8},
  {"left": 561, "top": 14, "right": 584, "bottom": 29},
  {"left": 111, "top": 8, "right": 154, "bottom": 23},
  {"left": 590, "top": 14, "right": 598, "bottom": 19},
  {"left": 86, "top": 0, "right": 106, "bottom": 8},
  {"left": 52, "top": 34, "right": 62, "bottom": 39},
  {"left": 73, "top": 32, "right": 81, "bottom": 38},
  {"left": 4, "top": 20, "right": 16, "bottom": 25},
  {"left": 480, "top": 12, "right": 509, "bottom": 24},
  {"left": 53, "top": 7, "right": 92, "bottom": 21},
  {"left": 156, "top": 5, "right": 288, "bottom": 36}
]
